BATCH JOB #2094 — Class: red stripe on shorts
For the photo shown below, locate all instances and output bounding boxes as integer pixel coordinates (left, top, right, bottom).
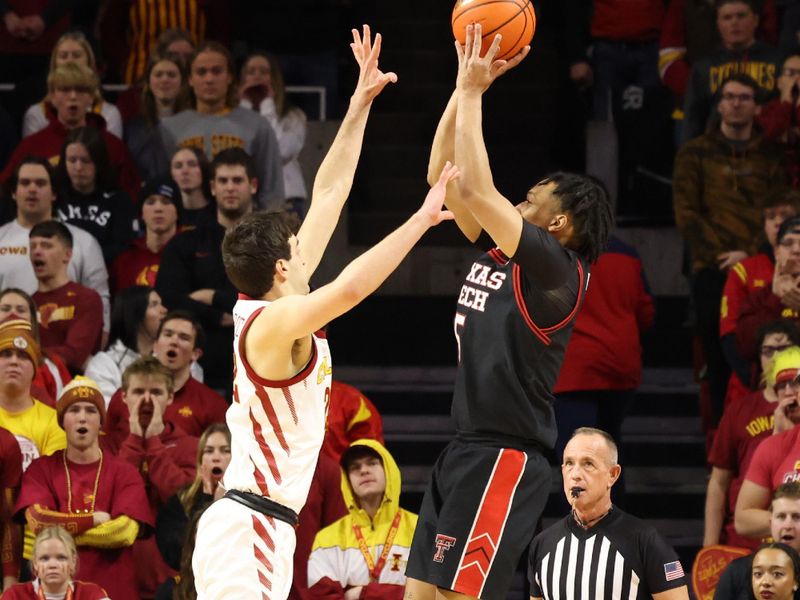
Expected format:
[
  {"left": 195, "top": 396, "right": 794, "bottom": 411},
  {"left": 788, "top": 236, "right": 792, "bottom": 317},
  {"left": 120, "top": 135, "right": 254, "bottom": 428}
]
[
  {"left": 451, "top": 449, "right": 527, "bottom": 597},
  {"left": 252, "top": 514, "right": 274, "bottom": 596}
]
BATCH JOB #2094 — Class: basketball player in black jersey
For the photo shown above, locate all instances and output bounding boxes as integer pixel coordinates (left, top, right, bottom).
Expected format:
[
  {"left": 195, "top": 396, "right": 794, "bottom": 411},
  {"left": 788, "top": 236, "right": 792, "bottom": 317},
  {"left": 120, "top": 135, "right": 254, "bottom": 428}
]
[{"left": 404, "top": 24, "right": 613, "bottom": 600}]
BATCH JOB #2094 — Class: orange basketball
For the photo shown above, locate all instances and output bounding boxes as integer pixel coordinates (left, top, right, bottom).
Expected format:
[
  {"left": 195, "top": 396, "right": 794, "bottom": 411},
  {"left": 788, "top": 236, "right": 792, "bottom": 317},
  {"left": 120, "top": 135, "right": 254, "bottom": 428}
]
[{"left": 452, "top": 0, "right": 536, "bottom": 61}]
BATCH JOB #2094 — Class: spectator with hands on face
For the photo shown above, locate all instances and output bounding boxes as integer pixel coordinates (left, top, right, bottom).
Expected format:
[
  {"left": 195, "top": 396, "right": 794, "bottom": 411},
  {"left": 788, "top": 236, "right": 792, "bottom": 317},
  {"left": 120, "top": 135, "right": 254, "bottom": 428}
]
[{"left": 758, "top": 54, "right": 800, "bottom": 188}]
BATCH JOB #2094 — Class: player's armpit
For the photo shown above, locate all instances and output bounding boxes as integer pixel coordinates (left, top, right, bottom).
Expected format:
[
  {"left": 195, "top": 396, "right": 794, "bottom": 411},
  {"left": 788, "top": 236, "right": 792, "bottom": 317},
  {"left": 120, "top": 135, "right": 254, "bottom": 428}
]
[{"left": 652, "top": 585, "right": 690, "bottom": 600}]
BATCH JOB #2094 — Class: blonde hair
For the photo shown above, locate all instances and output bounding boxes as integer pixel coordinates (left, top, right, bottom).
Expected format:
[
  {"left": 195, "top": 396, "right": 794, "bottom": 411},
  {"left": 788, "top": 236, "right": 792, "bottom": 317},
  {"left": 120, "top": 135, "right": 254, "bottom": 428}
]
[
  {"left": 47, "top": 62, "right": 99, "bottom": 96},
  {"left": 178, "top": 423, "right": 231, "bottom": 514},
  {"left": 32, "top": 526, "right": 78, "bottom": 574},
  {"left": 48, "top": 31, "right": 103, "bottom": 105}
]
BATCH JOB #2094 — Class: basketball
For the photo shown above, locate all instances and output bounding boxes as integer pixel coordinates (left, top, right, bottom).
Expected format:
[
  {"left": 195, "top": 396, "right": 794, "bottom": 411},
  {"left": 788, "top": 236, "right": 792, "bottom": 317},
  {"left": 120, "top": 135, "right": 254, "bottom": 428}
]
[{"left": 451, "top": 0, "right": 536, "bottom": 61}]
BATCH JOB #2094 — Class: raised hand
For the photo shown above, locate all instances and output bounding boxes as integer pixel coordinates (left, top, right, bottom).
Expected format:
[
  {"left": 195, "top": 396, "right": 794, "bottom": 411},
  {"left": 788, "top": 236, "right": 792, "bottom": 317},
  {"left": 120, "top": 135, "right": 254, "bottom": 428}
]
[
  {"left": 455, "top": 23, "right": 529, "bottom": 95},
  {"left": 417, "top": 161, "right": 459, "bottom": 227},
  {"left": 350, "top": 24, "right": 398, "bottom": 107}
]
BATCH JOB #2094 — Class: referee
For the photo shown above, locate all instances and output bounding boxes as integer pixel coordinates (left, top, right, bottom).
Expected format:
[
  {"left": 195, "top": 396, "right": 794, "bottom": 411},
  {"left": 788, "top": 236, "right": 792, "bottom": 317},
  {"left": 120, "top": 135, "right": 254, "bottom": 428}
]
[{"left": 529, "top": 428, "right": 689, "bottom": 600}]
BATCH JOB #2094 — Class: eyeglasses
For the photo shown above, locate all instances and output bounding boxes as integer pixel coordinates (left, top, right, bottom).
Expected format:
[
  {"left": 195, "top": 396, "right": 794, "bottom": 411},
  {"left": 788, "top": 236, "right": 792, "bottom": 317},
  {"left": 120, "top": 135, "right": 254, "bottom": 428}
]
[
  {"left": 775, "top": 380, "right": 800, "bottom": 393},
  {"left": 762, "top": 344, "right": 793, "bottom": 357},
  {"left": 783, "top": 67, "right": 800, "bottom": 78},
  {"left": 721, "top": 92, "right": 755, "bottom": 103}
]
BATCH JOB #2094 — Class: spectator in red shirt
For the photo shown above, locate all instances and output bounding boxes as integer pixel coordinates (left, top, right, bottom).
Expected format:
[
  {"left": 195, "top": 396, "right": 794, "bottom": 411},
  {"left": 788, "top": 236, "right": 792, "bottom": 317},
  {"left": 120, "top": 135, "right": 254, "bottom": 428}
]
[
  {"left": 2, "top": 526, "right": 110, "bottom": 600},
  {"left": 30, "top": 221, "right": 103, "bottom": 373},
  {"left": 0, "top": 425, "right": 22, "bottom": 590},
  {"left": 15, "top": 376, "right": 152, "bottom": 600},
  {"left": 553, "top": 235, "right": 654, "bottom": 507},
  {"left": 111, "top": 178, "right": 181, "bottom": 294},
  {"left": 0, "top": 63, "right": 141, "bottom": 201},
  {"left": 322, "top": 380, "right": 384, "bottom": 463},
  {"left": 757, "top": 53, "right": 800, "bottom": 188},
  {"left": 735, "top": 346, "right": 800, "bottom": 541},
  {"left": 116, "top": 356, "right": 198, "bottom": 599},
  {"left": 104, "top": 311, "right": 227, "bottom": 451},
  {"left": 706, "top": 321, "right": 800, "bottom": 550}
]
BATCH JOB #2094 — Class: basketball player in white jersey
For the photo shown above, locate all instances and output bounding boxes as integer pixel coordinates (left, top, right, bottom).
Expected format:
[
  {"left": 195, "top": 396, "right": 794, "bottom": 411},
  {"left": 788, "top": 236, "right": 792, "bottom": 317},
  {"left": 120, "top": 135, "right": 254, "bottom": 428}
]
[{"left": 191, "top": 26, "right": 460, "bottom": 599}]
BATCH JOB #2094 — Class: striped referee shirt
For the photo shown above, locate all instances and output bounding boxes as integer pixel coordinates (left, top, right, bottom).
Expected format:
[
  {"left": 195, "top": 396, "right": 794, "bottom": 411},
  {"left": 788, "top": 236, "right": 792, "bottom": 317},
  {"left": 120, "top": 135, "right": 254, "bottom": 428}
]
[{"left": 528, "top": 508, "right": 686, "bottom": 599}]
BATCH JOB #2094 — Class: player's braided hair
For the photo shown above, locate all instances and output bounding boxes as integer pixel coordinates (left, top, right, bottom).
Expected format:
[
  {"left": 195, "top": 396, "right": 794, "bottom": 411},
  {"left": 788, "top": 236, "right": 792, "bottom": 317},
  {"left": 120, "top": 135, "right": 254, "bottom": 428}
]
[{"left": 540, "top": 172, "right": 613, "bottom": 264}]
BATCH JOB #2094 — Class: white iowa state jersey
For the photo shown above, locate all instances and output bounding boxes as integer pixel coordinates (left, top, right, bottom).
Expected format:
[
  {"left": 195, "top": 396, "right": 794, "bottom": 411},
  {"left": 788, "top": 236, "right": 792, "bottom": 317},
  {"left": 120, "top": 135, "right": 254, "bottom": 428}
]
[{"left": 224, "top": 297, "right": 332, "bottom": 513}]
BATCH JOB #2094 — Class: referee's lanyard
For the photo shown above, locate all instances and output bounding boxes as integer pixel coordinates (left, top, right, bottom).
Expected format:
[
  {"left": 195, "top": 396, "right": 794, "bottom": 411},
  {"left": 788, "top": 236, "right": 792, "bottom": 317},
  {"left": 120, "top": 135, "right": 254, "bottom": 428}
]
[{"left": 352, "top": 510, "right": 402, "bottom": 582}]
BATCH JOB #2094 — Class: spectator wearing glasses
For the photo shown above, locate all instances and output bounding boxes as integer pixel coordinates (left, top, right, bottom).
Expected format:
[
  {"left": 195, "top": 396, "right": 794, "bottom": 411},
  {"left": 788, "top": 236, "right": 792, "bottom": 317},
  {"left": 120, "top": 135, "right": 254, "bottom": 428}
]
[
  {"left": 738, "top": 217, "right": 800, "bottom": 361},
  {"left": 758, "top": 54, "right": 800, "bottom": 188},
  {"left": 674, "top": 73, "right": 785, "bottom": 427},
  {"left": 706, "top": 324, "right": 800, "bottom": 550},
  {"left": 736, "top": 345, "right": 800, "bottom": 541}
]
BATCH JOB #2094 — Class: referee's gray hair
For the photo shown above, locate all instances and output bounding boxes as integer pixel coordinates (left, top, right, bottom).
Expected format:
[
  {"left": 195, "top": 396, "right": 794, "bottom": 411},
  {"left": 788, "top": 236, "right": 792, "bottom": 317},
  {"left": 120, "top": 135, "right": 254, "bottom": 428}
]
[{"left": 570, "top": 427, "right": 619, "bottom": 466}]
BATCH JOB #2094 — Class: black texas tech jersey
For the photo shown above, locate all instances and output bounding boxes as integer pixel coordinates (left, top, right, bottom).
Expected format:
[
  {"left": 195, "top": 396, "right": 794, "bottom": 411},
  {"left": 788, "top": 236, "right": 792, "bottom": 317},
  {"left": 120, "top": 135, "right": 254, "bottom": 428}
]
[{"left": 451, "top": 222, "right": 588, "bottom": 450}]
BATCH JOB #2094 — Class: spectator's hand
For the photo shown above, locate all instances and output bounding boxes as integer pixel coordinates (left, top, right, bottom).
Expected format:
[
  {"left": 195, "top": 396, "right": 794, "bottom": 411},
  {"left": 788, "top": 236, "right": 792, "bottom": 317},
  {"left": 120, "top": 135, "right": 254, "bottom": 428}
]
[
  {"left": 127, "top": 396, "right": 144, "bottom": 437},
  {"left": 92, "top": 511, "right": 111, "bottom": 525},
  {"left": 20, "top": 15, "right": 44, "bottom": 41},
  {"left": 144, "top": 398, "right": 165, "bottom": 439},
  {"left": 717, "top": 250, "right": 747, "bottom": 270},
  {"left": 240, "top": 82, "right": 269, "bottom": 109},
  {"left": 189, "top": 289, "right": 215, "bottom": 305},
  {"left": 350, "top": 24, "right": 397, "bottom": 109},
  {"left": 3, "top": 11, "right": 25, "bottom": 38},
  {"left": 220, "top": 312, "right": 234, "bottom": 327},
  {"left": 3, "top": 575, "right": 18, "bottom": 591},
  {"left": 570, "top": 61, "right": 593, "bottom": 91},
  {"left": 773, "top": 258, "right": 800, "bottom": 308},
  {"left": 213, "top": 480, "right": 226, "bottom": 500},
  {"left": 774, "top": 392, "right": 800, "bottom": 433},
  {"left": 344, "top": 586, "right": 363, "bottom": 600}
]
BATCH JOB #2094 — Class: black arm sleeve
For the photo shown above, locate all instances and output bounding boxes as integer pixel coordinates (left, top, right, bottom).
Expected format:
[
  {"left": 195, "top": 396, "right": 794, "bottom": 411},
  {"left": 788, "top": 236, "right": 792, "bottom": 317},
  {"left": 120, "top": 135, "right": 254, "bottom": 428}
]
[{"left": 512, "top": 220, "right": 574, "bottom": 290}]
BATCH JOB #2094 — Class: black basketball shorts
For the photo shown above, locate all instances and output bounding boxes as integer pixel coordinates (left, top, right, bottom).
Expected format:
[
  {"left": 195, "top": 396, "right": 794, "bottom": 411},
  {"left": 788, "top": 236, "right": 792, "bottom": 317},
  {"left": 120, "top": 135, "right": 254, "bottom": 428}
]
[{"left": 406, "top": 438, "right": 550, "bottom": 600}]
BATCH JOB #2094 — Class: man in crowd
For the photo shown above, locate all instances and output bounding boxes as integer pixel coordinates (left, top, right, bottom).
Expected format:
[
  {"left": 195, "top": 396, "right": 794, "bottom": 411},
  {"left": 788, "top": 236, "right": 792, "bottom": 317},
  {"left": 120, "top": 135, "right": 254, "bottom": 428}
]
[
  {"left": 717, "top": 482, "right": 800, "bottom": 596},
  {"left": 0, "top": 318, "right": 64, "bottom": 471},
  {"left": 159, "top": 41, "right": 283, "bottom": 209},
  {"left": 14, "top": 376, "right": 152, "bottom": 600},
  {"left": 529, "top": 428, "right": 689, "bottom": 599},
  {"left": 104, "top": 311, "right": 228, "bottom": 450},
  {"left": 673, "top": 73, "right": 784, "bottom": 426},
  {"left": 308, "top": 440, "right": 418, "bottom": 598},
  {"left": 111, "top": 177, "right": 181, "bottom": 294},
  {"left": 155, "top": 148, "right": 254, "bottom": 393},
  {"left": 0, "top": 158, "right": 109, "bottom": 332},
  {"left": 30, "top": 221, "right": 103, "bottom": 373}
]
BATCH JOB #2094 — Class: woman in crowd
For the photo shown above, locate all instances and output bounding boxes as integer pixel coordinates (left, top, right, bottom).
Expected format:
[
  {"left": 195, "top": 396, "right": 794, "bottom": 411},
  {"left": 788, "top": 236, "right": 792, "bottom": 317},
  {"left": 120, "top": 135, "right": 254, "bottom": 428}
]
[
  {"left": 156, "top": 423, "right": 231, "bottom": 572},
  {"left": 23, "top": 31, "right": 123, "bottom": 139},
  {"left": 169, "top": 147, "right": 215, "bottom": 227},
  {"left": 2, "top": 526, "right": 109, "bottom": 599},
  {"left": 239, "top": 51, "right": 307, "bottom": 217},
  {"left": 125, "top": 51, "right": 191, "bottom": 182},
  {"left": 751, "top": 543, "right": 800, "bottom": 600},
  {"left": 0, "top": 288, "right": 71, "bottom": 405},
  {"left": 55, "top": 126, "right": 137, "bottom": 264},
  {"left": 84, "top": 286, "right": 166, "bottom": 404}
]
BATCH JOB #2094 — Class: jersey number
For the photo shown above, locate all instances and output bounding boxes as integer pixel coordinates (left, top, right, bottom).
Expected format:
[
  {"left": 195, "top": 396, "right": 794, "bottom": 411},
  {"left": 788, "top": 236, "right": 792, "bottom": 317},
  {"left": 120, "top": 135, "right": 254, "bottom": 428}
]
[{"left": 454, "top": 312, "right": 466, "bottom": 362}]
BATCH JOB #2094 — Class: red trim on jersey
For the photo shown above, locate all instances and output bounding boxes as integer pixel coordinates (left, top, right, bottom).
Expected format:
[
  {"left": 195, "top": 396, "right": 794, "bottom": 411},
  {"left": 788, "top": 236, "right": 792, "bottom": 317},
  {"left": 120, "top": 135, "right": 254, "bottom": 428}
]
[
  {"left": 239, "top": 306, "right": 320, "bottom": 388},
  {"left": 488, "top": 248, "right": 509, "bottom": 265},
  {"left": 451, "top": 449, "right": 527, "bottom": 597},
  {"left": 248, "top": 400, "right": 283, "bottom": 483},
  {"left": 512, "top": 261, "right": 586, "bottom": 343},
  {"left": 282, "top": 387, "right": 298, "bottom": 425},
  {"left": 254, "top": 387, "right": 290, "bottom": 457}
]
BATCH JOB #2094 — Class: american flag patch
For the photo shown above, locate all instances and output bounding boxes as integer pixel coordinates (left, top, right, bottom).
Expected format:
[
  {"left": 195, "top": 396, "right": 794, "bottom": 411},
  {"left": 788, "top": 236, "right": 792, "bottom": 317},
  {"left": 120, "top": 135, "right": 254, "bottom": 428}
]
[{"left": 664, "top": 560, "right": 685, "bottom": 581}]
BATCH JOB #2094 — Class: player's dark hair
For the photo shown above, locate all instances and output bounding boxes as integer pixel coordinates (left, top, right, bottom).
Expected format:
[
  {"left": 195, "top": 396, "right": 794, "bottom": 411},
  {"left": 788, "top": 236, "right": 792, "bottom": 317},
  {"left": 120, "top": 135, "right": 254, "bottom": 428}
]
[
  {"left": 757, "top": 320, "right": 800, "bottom": 353},
  {"left": 29, "top": 220, "right": 73, "bottom": 249},
  {"left": 774, "top": 482, "right": 800, "bottom": 502},
  {"left": 211, "top": 147, "right": 257, "bottom": 183},
  {"left": 539, "top": 172, "right": 613, "bottom": 263},
  {"left": 110, "top": 286, "right": 155, "bottom": 351},
  {"left": 222, "top": 210, "right": 299, "bottom": 298},
  {"left": 156, "top": 309, "right": 206, "bottom": 351}
]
